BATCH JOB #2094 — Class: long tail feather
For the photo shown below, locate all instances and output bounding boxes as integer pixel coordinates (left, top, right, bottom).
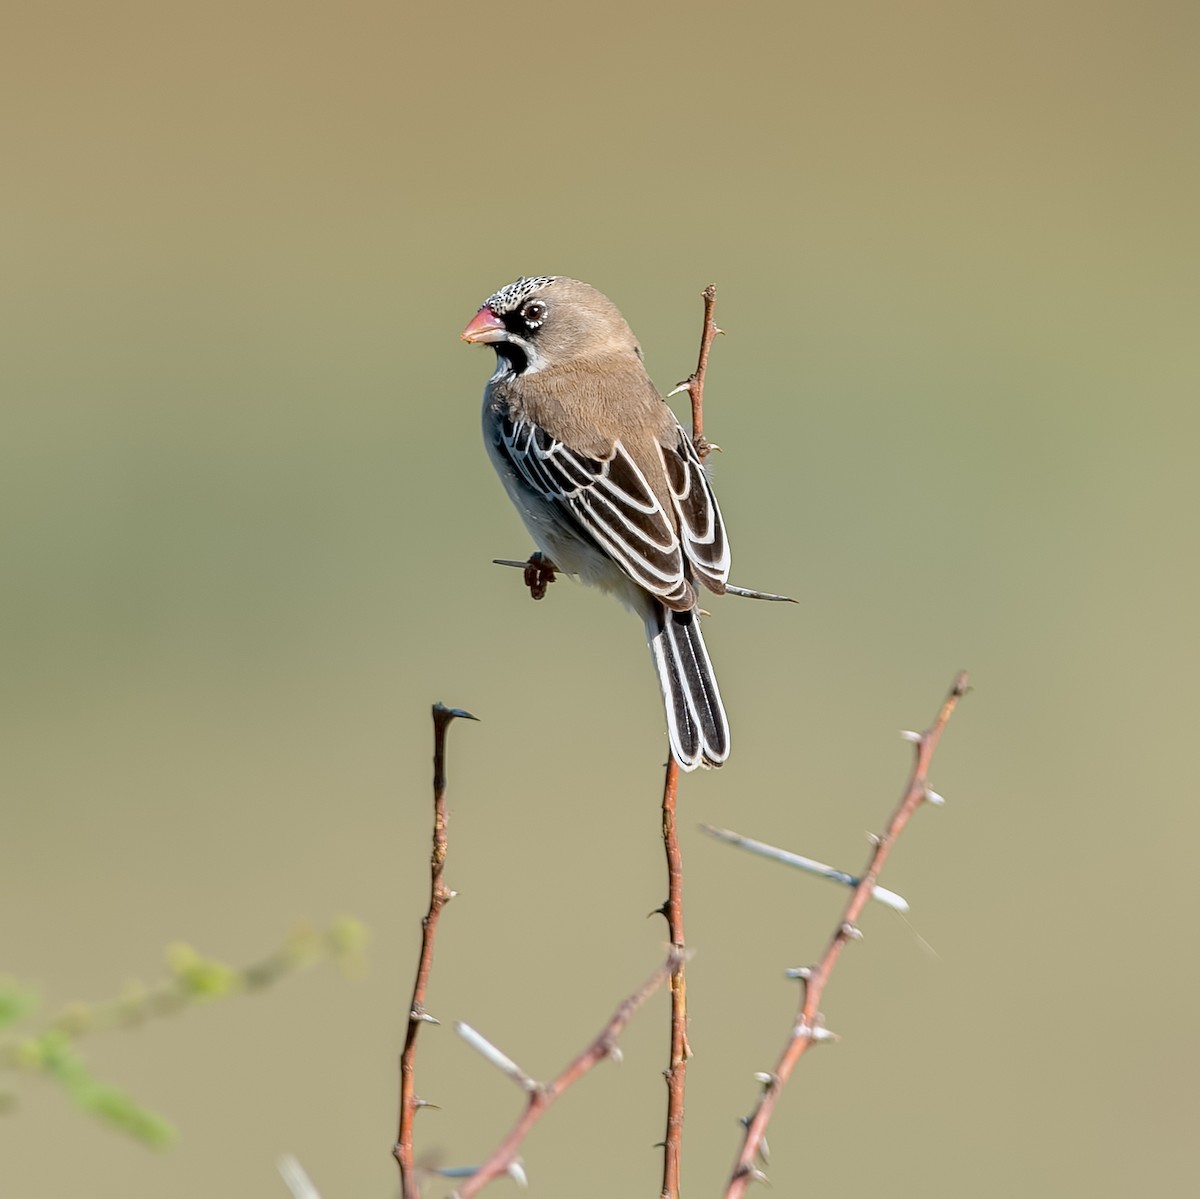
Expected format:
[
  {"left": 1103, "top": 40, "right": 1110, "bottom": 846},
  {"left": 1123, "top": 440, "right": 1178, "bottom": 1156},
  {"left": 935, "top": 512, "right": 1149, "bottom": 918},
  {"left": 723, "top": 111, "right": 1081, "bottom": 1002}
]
[{"left": 646, "top": 604, "right": 730, "bottom": 770}]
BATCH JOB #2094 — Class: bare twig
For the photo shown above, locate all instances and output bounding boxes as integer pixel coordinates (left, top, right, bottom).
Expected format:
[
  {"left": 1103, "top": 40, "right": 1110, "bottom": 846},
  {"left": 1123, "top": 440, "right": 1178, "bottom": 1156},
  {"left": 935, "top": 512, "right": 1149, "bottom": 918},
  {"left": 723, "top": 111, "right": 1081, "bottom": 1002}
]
[
  {"left": 658, "top": 759, "right": 688, "bottom": 1199},
  {"left": 668, "top": 282, "right": 723, "bottom": 459},
  {"left": 395, "top": 703, "right": 477, "bottom": 1199},
  {"left": 724, "top": 671, "right": 970, "bottom": 1196},
  {"left": 655, "top": 282, "right": 724, "bottom": 1199},
  {"left": 451, "top": 952, "right": 683, "bottom": 1198}
]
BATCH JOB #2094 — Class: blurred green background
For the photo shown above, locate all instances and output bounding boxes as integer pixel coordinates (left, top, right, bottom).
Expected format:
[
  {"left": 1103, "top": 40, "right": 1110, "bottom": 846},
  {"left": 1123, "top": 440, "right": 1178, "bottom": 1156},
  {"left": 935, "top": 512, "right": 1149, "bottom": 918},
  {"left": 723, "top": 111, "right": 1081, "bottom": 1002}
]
[{"left": 3, "top": 1, "right": 1197, "bottom": 1195}]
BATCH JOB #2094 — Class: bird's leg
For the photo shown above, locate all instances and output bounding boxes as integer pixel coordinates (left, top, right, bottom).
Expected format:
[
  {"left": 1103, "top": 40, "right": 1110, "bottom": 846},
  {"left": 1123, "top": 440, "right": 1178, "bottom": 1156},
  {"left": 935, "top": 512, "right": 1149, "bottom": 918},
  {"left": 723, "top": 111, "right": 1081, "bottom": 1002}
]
[{"left": 523, "top": 552, "right": 558, "bottom": 601}]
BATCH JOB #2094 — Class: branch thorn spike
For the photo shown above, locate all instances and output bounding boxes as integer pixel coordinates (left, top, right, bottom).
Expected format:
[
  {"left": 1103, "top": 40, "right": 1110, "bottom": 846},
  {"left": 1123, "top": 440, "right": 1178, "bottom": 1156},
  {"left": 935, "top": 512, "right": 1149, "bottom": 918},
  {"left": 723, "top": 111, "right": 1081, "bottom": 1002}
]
[
  {"left": 433, "top": 702, "right": 480, "bottom": 723},
  {"left": 722, "top": 673, "right": 969, "bottom": 1194}
]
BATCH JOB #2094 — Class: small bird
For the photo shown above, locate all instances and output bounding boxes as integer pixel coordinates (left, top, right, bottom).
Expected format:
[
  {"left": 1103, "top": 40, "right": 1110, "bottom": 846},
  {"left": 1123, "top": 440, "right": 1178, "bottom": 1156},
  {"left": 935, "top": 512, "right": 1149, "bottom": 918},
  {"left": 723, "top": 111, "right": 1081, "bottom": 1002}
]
[{"left": 461, "top": 276, "right": 731, "bottom": 770}]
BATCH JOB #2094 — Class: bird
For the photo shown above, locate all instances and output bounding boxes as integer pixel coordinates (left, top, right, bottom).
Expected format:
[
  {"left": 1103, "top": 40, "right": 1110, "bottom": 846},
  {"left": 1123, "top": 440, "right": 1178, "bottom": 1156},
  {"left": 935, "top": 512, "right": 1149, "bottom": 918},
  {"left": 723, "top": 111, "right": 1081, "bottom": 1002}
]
[{"left": 461, "top": 275, "right": 731, "bottom": 770}]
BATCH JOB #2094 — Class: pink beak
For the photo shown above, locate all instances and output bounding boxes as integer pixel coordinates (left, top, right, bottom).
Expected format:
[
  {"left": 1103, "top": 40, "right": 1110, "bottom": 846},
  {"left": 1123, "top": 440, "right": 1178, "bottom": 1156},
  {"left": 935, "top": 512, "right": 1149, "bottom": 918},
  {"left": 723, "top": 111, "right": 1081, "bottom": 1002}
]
[{"left": 460, "top": 306, "right": 508, "bottom": 344}]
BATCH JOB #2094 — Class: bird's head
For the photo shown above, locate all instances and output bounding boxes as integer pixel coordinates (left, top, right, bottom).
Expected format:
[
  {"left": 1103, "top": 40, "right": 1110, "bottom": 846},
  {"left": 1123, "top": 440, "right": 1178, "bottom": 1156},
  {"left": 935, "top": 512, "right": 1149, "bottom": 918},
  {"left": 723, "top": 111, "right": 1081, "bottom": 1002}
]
[{"left": 461, "top": 276, "right": 641, "bottom": 377}]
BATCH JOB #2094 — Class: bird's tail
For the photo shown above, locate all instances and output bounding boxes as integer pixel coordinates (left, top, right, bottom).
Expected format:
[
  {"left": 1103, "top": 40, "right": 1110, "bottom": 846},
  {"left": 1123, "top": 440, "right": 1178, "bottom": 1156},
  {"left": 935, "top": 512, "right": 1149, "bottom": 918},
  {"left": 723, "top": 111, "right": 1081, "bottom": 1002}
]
[{"left": 645, "top": 603, "right": 730, "bottom": 771}]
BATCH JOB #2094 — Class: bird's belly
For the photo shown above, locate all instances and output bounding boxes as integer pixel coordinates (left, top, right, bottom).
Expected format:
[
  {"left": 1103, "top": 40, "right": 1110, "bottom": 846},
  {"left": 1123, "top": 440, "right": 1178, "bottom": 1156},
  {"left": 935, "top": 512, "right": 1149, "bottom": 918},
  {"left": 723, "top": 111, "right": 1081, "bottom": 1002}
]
[{"left": 484, "top": 432, "right": 650, "bottom": 617}]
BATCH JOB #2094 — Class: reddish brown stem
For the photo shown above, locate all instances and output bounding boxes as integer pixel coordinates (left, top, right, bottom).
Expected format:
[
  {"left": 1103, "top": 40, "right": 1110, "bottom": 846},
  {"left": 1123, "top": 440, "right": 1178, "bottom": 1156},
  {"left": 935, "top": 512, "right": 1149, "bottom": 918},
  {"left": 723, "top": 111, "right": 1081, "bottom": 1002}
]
[
  {"left": 660, "top": 758, "right": 687, "bottom": 1199},
  {"left": 677, "top": 282, "right": 722, "bottom": 459},
  {"left": 453, "top": 952, "right": 682, "bottom": 1198},
  {"left": 724, "top": 672, "right": 970, "bottom": 1196},
  {"left": 395, "top": 703, "right": 476, "bottom": 1199},
  {"left": 657, "top": 283, "right": 722, "bottom": 1197}
]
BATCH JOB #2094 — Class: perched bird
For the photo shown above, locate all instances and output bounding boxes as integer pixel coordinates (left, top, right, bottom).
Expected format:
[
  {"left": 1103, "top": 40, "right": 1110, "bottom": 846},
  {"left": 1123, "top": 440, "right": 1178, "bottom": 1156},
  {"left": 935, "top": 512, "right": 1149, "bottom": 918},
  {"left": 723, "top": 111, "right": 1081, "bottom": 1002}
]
[{"left": 461, "top": 276, "right": 731, "bottom": 770}]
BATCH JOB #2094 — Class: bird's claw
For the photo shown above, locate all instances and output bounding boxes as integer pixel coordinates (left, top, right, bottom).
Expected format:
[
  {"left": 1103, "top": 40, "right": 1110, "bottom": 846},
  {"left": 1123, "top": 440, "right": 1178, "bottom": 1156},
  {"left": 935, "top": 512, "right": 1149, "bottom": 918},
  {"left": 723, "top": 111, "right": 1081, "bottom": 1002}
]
[{"left": 524, "top": 553, "right": 558, "bottom": 600}]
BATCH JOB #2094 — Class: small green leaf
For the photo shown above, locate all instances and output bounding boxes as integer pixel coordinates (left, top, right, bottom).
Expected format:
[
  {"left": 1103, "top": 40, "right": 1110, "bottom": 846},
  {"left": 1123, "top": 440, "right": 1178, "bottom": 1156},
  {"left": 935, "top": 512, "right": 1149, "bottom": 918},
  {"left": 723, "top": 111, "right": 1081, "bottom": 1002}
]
[{"left": 0, "top": 981, "right": 40, "bottom": 1031}]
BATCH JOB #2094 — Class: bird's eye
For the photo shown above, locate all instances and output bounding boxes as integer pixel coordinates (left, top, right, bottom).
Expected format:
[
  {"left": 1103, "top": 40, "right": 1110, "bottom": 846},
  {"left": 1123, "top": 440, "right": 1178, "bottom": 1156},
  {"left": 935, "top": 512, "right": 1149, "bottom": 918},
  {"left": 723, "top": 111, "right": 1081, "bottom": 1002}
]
[{"left": 521, "top": 300, "right": 547, "bottom": 327}]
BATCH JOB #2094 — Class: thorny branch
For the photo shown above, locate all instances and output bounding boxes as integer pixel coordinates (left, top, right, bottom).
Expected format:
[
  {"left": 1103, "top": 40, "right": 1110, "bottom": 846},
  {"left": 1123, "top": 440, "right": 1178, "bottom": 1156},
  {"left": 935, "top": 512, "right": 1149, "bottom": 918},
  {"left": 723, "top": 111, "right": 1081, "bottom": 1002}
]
[
  {"left": 723, "top": 672, "right": 970, "bottom": 1196},
  {"left": 669, "top": 282, "right": 723, "bottom": 460},
  {"left": 395, "top": 702, "right": 477, "bottom": 1199},
  {"left": 656, "top": 281, "right": 725, "bottom": 1199},
  {"left": 658, "top": 757, "right": 687, "bottom": 1199},
  {"left": 451, "top": 951, "right": 684, "bottom": 1198}
]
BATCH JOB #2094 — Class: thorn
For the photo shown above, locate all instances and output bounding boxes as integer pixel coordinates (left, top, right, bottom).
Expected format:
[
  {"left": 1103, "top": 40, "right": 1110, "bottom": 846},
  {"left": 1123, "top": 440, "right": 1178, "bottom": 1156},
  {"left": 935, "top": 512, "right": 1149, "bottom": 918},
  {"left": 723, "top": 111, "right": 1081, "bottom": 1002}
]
[
  {"left": 872, "top": 885, "right": 909, "bottom": 913},
  {"left": 607, "top": 1044, "right": 624, "bottom": 1066},
  {"left": 701, "top": 825, "right": 907, "bottom": 910},
  {"left": 414, "top": 1097, "right": 441, "bottom": 1111},
  {"left": 784, "top": 965, "right": 812, "bottom": 980},
  {"left": 748, "top": 1165, "right": 770, "bottom": 1185},
  {"left": 713, "top": 326, "right": 726, "bottom": 337},
  {"left": 926, "top": 788, "right": 946, "bottom": 806},
  {"left": 809, "top": 1024, "right": 839, "bottom": 1044},
  {"left": 900, "top": 729, "right": 923, "bottom": 743},
  {"left": 455, "top": 1022, "right": 537, "bottom": 1092},
  {"left": 753, "top": 1071, "right": 777, "bottom": 1088},
  {"left": 757, "top": 1133, "right": 771, "bottom": 1165},
  {"left": 277, "top": 1154, "right": 321, "bottom": 1199},
  {"left": 698, "top": 607, "right": 711, "bottom": 617},
  {"left": 438, "top": 1165, "right": 479, "bottom": 1179},
  {"left": 724, "top": 584, "right": 798, "bottom": 603},
  {"left": 667, "top": 379, "right": 693, "bottom": 397},
  {"left": 445, "top": 889, "right": 459, "bottom": 901},
  {"left": 841, "top": 922, "right": 863, "bottom": 941},
  {"left": 507, "top": 1160, "right": 529, "bottom": 1188},
  {"left": 866, "top": 831, "right": 881, "bottom": 846},
  {"left": 411, "top": 1009, "right": 440, "bottom": 1025},
  {"left": 433, "top": 702, "right": 479, "bottom": 722}
]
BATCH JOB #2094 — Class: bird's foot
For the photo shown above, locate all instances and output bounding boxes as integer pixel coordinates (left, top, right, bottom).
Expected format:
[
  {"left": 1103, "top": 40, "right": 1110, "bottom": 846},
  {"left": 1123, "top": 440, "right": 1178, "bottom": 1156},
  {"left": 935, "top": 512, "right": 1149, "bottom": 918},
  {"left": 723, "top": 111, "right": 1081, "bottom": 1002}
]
[{"left": 524, "top": 552, "right": 558, "bottom": 601}]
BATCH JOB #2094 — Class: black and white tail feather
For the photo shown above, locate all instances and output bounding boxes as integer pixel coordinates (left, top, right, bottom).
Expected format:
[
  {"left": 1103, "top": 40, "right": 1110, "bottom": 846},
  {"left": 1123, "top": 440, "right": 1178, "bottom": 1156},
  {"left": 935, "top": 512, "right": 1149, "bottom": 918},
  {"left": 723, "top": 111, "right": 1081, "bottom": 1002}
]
[
  {"left": 647, "top": 605, "right": 729, "bottom": 770},
  {"left": 491, "top": 409, "right": 731, "bottom": 770}
]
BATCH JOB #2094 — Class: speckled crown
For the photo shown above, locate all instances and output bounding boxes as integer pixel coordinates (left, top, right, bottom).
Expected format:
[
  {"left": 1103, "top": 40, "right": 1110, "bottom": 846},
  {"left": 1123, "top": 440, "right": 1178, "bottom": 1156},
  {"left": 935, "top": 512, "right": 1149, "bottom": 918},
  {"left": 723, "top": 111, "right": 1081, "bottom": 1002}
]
[{"left": 483, "top": 276, "right": 559, "bottom": 314}]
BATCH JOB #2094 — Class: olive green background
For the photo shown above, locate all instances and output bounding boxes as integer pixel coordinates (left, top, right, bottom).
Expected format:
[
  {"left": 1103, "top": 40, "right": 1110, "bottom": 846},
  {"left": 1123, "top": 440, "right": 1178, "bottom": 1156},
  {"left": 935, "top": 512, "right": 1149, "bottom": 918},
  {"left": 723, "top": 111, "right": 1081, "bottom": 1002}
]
[{"left": 4, "top": 2, "right": 1197, "bottom": 1196}]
